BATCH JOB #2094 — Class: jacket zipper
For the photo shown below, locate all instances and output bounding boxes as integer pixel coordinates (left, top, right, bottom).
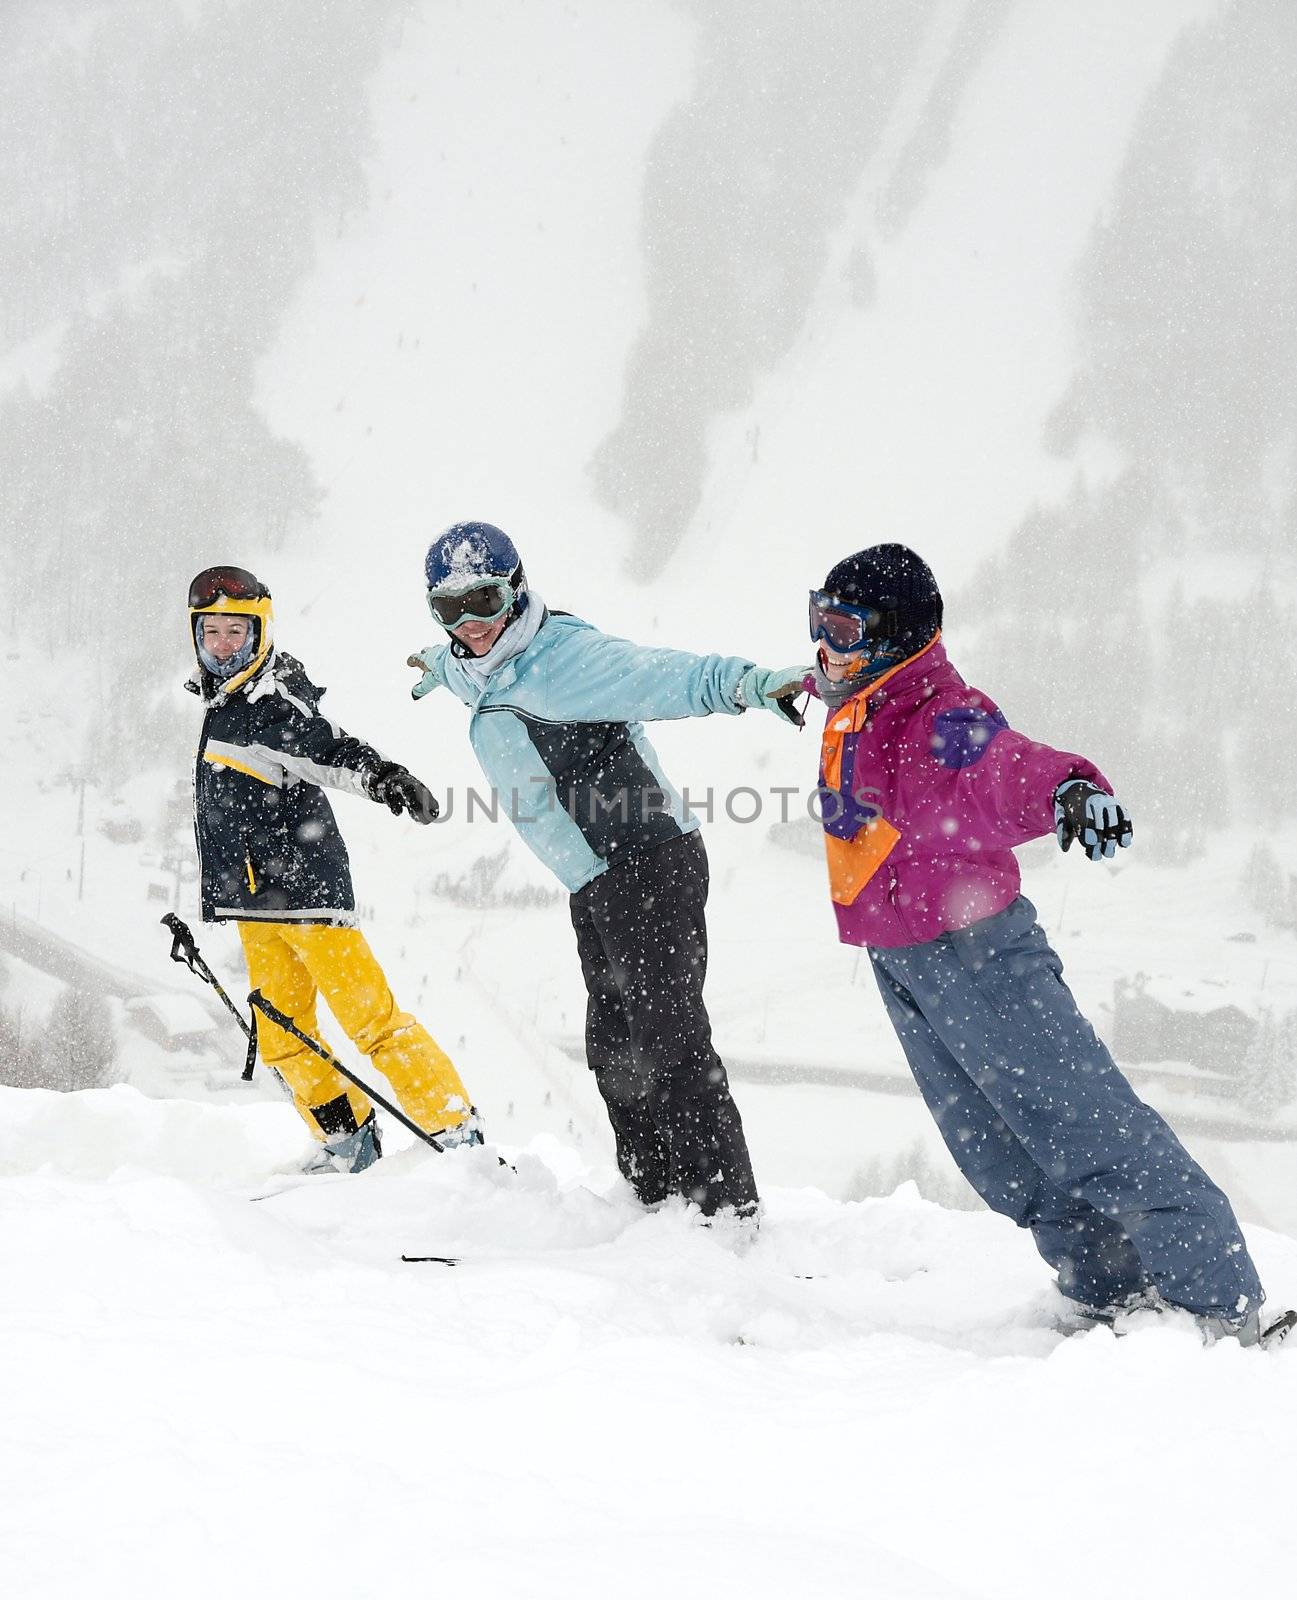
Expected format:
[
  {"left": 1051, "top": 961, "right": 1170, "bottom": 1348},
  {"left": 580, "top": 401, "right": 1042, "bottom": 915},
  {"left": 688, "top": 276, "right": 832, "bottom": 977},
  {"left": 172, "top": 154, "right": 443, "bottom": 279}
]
[{"left": 885, "top": 869, "right": 915, "bottom": 941}]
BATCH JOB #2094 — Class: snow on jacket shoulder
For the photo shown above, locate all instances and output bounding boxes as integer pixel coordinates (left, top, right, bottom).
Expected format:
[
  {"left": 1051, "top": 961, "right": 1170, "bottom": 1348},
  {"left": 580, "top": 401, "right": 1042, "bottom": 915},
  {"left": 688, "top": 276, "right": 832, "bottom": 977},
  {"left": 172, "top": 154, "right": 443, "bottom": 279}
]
[
  {"left": 189, "top": 651, "right": 391, "bottom": 925},
  {"left": 815, "top": 636, "right": 1110, "bottom": 948},
  {"left": 417, "top": 611, "right": 753, "bottom": 892}
]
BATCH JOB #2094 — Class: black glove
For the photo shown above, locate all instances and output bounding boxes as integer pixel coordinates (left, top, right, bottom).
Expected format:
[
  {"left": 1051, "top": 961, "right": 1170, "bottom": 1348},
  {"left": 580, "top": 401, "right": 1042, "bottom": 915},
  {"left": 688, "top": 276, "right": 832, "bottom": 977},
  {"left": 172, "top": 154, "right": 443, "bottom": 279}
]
[
  {"left": 368, "top": 762, "right": 439, "bottom": 824},
  {"left": 1054, "top": 778, "right": 1132, "bottom": 861}
]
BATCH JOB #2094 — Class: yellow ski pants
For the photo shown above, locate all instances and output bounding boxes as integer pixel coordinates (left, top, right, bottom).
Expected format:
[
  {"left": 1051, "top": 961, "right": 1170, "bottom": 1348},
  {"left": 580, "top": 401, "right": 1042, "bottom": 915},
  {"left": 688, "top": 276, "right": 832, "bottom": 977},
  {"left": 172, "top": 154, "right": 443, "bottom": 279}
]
[{"left": 237, "top": 921, "right": 470, "bottom": 1141}]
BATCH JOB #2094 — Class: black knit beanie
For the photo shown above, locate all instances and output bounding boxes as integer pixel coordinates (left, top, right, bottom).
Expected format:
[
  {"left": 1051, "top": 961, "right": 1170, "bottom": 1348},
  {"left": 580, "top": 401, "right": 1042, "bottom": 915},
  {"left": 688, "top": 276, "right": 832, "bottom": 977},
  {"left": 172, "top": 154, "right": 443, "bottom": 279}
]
[{"left": 819, "top": 544, "right": 943, "bottom": 656}]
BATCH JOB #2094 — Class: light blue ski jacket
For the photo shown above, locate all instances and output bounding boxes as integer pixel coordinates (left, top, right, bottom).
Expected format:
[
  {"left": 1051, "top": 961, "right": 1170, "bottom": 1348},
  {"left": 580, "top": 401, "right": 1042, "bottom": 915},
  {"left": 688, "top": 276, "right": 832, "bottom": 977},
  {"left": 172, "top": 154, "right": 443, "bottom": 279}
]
[{"left": 412, "top": 611, "right": 752, "bottom": 892}]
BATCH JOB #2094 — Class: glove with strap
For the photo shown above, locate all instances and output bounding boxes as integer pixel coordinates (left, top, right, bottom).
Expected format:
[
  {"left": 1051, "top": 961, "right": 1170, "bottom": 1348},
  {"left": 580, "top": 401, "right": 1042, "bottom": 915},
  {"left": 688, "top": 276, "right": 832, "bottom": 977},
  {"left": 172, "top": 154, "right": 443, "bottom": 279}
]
[
  {"left": 1054, "top": 778, "right": 1132, "bottom": 861},
  {"left": 735, "top": 664, "right": 811, "bottom": 726},
  {"left": 368, "top": 761, "right": 440, "bottom": 824}
]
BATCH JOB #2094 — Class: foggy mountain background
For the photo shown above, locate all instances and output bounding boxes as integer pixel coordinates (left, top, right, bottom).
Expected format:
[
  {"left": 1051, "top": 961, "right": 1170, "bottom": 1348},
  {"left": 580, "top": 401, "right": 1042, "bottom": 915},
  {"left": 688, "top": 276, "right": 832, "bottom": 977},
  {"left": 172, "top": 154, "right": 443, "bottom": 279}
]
[
  {"left": 965, "top": 0, "right": 1297, "bottom": 860},
  {"left": 2, "top": 0, "right": 1295, "bottom": 1218},
  {"left": 0, "top": 0, "right": 408, "bottom": 780},
  {"left": 4, "top": 0, "right": 1291, "bottom": 826}
]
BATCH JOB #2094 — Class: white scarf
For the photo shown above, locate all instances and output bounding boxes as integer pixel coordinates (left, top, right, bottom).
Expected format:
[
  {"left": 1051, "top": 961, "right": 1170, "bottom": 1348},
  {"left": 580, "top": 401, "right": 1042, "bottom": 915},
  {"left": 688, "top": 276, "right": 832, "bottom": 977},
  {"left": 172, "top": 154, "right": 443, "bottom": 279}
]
[{"left": 453, "top": 590, "right": 547, "bottom": 693}]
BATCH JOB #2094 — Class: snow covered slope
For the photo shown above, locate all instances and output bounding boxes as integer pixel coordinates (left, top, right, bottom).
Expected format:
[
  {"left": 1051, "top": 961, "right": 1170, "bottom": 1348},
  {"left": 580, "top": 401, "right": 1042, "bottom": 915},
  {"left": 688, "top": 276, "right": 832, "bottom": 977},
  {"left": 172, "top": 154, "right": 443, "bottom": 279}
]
[{"left": 3, "top": 1086, "right": 1296, "bottom": 1600}]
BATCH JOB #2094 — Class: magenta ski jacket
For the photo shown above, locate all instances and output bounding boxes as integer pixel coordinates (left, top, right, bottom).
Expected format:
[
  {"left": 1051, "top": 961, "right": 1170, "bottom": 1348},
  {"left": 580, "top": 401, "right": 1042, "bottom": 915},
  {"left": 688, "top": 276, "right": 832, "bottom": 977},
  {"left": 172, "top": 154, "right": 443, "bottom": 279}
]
[{"left": 812, "top": 635, "right": 1110, "bottom": 949}]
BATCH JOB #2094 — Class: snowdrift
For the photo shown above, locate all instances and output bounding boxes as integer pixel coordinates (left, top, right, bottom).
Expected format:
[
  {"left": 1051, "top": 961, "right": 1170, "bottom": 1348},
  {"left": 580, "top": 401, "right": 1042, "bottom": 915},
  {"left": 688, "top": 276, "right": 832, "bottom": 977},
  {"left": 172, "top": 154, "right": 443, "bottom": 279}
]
[{"left": 2, "top": 1085, "right": 1295, "bottom": 1599}]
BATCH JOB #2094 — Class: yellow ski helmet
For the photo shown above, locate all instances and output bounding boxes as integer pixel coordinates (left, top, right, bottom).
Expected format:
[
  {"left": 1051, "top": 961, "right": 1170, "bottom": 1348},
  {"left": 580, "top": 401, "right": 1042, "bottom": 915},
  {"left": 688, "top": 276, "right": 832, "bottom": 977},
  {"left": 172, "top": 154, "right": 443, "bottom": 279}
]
[{"left": 188, "top": 566, "right": 274, "bottom": 694}]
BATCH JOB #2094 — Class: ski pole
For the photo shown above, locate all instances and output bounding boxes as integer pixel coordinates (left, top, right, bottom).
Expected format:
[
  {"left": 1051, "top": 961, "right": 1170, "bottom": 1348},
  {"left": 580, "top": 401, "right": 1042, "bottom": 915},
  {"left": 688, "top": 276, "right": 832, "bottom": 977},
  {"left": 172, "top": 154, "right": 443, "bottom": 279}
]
[
  {"left": 160, "top": 912, "right": 259, "bottom": 1080},
  {"left": 246, "top": 988, "right": 447, "bottom": 1153}
]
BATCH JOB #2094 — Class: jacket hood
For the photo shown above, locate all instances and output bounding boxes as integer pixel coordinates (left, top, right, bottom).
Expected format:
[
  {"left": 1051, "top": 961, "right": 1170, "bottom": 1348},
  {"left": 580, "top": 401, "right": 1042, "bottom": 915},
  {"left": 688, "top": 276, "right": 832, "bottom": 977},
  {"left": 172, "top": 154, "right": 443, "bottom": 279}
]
[{"left": 187, "top": 648, "right": 321, "bottom": 709}]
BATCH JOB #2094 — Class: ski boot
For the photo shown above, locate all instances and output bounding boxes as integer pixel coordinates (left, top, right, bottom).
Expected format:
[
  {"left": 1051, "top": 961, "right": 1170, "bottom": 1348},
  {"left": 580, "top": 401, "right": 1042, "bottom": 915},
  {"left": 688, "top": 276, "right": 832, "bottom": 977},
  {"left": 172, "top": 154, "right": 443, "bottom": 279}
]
[
  {"left": 434, "top": 1109, "right": 485, "bottom": 1151},
  {"left": 1196, "top": 1305, "right": 1297, "bottom": 1350},
  {"left": 1053, "top": 1287, "right": 1160, "bottom": 1335},
  {"left": 1056, "top": 1282, "right": 1296, "bottom": 1349},
  {"left": 302, "top": 1111, "right": 383, "bottom": 1175}
]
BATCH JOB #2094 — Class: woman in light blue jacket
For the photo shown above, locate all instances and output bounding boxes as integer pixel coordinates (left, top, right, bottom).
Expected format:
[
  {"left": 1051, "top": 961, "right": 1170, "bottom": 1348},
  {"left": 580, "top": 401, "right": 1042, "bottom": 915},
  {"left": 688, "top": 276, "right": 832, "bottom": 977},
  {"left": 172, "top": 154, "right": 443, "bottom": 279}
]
[{"left": 410, "top": 521, "right": 805, "bottom": 1219}]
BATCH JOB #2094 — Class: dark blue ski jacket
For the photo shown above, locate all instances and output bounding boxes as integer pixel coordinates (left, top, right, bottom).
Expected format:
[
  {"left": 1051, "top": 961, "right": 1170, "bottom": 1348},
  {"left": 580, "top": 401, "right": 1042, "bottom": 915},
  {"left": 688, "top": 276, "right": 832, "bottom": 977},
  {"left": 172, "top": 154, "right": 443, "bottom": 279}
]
[{"left": 186, "top": 651, "right": 391, "bottom": 925}]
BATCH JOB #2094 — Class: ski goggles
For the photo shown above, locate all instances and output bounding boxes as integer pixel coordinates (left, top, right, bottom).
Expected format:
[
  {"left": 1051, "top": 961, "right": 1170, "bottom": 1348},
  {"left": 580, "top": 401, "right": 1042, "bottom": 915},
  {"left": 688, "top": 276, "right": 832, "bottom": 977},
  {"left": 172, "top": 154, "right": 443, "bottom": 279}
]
[
  {"left": 427, "top": 579, "right": 514, "bottom": 630},
  {"left": 809, "top": 590, "right": 901, "bottom": 653},
  {"left": 188, "top": 566, "right": 270, "bottom": 609}
]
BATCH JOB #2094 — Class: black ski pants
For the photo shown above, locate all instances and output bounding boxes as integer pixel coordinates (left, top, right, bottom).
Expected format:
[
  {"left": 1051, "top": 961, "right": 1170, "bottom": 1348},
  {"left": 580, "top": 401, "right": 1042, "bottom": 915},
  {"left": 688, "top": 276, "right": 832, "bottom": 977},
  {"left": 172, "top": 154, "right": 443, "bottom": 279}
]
[{"left": 569, "top": 831, "right": 759, "bottom": 1215}]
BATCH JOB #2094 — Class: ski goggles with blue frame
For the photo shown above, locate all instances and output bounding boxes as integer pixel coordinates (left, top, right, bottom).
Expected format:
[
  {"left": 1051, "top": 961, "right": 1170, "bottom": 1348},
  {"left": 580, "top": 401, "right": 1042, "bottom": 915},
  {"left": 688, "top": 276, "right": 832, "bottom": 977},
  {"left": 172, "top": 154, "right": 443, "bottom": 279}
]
[
  {"left": 809, "top": 590, "right": 901, "bottom": 653},
  {"left": 427, "top": 579, "right": 515, "bottom": 631}
]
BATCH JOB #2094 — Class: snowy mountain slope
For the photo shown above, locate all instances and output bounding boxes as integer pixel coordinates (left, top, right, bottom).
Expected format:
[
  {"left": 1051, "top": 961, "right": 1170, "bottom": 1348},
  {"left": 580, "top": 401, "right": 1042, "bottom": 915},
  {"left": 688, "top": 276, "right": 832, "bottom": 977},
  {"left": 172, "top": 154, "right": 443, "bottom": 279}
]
[
  {"left": 251, "top": 0, "right": 1220, "bottom": 686},
  {"left": 3, "top": 1086, "right": 1296, "bottom": 1600}
]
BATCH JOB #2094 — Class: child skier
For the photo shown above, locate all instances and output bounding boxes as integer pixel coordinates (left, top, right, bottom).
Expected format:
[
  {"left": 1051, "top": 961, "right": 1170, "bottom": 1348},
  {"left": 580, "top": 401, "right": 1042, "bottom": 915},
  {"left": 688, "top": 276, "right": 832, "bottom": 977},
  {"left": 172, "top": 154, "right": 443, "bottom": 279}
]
[
  {"left": 408, "top": 521, "right": 807, "bottom": 1219},
  {"left": 185, "top": 565, "right": 479, "bottom": 1171},
  {"left": 806, "top": 543, "right": 1287, "bottom": 1345}
]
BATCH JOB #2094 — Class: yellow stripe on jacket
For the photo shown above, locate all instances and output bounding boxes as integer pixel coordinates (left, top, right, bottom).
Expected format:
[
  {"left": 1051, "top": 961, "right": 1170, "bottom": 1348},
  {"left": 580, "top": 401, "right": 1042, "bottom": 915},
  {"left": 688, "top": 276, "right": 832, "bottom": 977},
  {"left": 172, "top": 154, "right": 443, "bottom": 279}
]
[{"left": 203, "top": 747, "right": 281, "bottom": 786}]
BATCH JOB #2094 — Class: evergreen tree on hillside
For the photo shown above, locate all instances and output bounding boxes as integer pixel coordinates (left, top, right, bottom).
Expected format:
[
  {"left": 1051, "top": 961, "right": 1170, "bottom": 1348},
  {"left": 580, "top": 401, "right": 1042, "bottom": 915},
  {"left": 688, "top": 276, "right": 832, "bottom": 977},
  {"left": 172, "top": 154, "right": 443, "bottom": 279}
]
[
  {"left": 1237, "top": 1006, "right": 1297, "bottom": 1118},
  {"left": 1241, "top": 840, "right": 1294, "bottom": 928},
  {"left": 963, "top": 0, "right": 1297, "bottom": 830},
  {"left": 1051, "top": 0, "right": 1297, "bottom": 553},
  {"left": 1235, "top": 579, "right": 1297, "bottom": 825},
  {"left": 0, "top": 1002, "right": 42, "bottom": 1091},
  {"left": 40, "top": 985, "right": 117, "bottom": 1093}
]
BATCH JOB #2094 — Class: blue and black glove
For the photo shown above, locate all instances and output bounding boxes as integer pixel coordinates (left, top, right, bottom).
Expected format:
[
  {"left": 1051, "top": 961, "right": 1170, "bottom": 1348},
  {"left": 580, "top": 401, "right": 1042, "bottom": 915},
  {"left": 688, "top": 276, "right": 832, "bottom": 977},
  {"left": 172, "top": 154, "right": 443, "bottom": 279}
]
[
  {"left": 736, "top": 664, "right": 810, "bottom": 726},
  {"left": 1054, "top": 778, "right": 1132, "bottom": 861}
]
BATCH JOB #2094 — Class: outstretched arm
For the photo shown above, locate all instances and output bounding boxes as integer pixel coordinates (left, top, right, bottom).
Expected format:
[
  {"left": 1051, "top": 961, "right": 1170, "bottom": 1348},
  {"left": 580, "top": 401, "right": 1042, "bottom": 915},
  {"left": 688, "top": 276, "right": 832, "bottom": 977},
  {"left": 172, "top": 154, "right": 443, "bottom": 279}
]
[
  {"left": 249, "top": 687, "right": 437, "bottom": 821},
  {"left": 565, "top": 632, "right": 751, "bottom": 720},
  {"left": 408, "top": 626, "right": 807, "bottom": 723},
  {"left": 924, "top": 700, "right": 1114, "bottom": 851},
  {"left": 522, "top": 629, "right": 806, "bottom": 724},
  {"left": 246, "top": 691, "right": 386, "bottom": 797}
]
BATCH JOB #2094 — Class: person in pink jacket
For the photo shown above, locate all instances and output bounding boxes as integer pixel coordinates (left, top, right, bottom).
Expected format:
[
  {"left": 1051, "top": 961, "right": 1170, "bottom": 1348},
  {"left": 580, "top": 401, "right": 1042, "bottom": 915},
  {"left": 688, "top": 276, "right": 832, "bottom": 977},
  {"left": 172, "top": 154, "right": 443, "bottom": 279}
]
[{"left": 808, "top": 543, "right": 1288, "bottom": 1346}]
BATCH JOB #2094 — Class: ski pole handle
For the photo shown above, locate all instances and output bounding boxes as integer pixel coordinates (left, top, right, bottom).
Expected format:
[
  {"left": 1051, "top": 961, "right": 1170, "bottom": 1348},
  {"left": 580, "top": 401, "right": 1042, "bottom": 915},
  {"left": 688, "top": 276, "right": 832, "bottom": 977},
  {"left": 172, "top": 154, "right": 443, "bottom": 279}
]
[
  {"left": 161, "top": 911, "right": 199, "bottom": 969},
  {"left": 160, "top": 912, "right": 256, "bottom": 1069}
]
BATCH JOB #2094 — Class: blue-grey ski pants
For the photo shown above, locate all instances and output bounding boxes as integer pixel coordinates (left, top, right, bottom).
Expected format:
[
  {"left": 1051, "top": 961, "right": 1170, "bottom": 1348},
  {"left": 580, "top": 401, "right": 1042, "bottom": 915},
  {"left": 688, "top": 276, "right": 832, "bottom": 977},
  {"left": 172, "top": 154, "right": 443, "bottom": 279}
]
[{"left": 869, "top": 896, "right": 1262, "bottom": 1319}]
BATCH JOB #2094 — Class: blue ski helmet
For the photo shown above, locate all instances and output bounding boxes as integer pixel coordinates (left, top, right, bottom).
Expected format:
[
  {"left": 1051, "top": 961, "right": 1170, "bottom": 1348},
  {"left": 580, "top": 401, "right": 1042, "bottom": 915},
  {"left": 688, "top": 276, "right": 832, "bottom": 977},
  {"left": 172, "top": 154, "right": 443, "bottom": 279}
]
[{"left": 424, "top": 521, "right": 527, "bottom": 600}]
